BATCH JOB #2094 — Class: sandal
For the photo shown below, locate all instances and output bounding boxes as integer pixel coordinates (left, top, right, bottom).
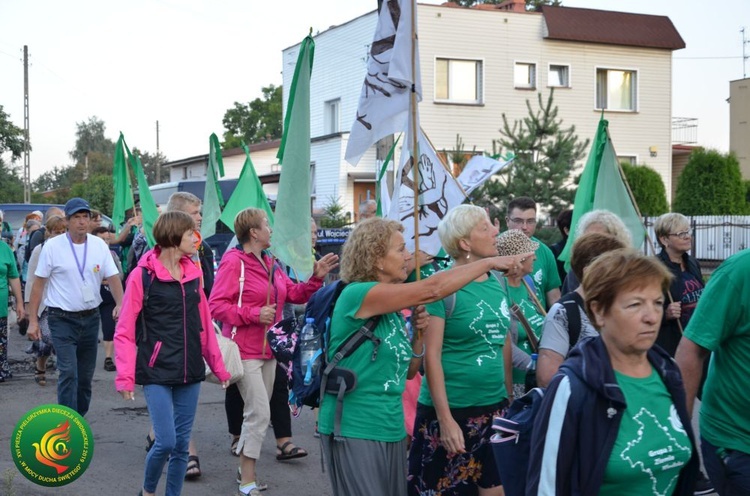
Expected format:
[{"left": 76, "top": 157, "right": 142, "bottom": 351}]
[
  {"left": 230, "top": 436, "right": 240, "bottom": 456},
  {"left": 185, "top": 455, "right": 201, "bottom": 480},
  {"left": 145, "top": 434, "right": 155, "bottom": 452},
  {"left": 34, "top": 368, "right": 46, "bottom": 387},
  {"left": 276, "top": 441, "right": 308, "bottom": 461}
]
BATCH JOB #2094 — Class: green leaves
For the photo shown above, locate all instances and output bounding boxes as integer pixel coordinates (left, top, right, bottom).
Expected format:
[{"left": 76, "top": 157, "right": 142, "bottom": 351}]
[
  {"left": 673, "top": 149, "right": 749, "bottom": 215},
  {"left": 221, "top": 84, "right": 283, "bottom": 148},
  {"left": 620, "top": 162, "right": 669, "bottom": 216}
]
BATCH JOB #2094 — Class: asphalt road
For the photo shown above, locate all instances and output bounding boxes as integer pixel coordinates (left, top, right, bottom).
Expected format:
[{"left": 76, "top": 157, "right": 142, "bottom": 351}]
[{"left": 0, "top": 313, "right": 332, "bottom": 496}]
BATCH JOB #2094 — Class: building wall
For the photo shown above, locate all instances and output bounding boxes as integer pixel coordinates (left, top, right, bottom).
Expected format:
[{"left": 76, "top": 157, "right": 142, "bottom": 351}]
[
  {"left": 730, "top": 78, "right": 750, "bottom": 178},
  {"left": 282, "top": 4, "right": 679, "bottom": 214},
  {"left": 418, "top": 4, "right": 674, "bottom": 200}
]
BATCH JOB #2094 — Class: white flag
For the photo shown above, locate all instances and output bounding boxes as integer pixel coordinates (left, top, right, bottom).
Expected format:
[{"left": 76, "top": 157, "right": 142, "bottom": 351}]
[
  {"left": 387, "top": 123, "right": 466, "bottom": 256},
  {"left": 457, "top": 155, "right": 515, "bottom": 195},
  {"left": 345, "top": 0, "right": 421, "bottom": 166}
]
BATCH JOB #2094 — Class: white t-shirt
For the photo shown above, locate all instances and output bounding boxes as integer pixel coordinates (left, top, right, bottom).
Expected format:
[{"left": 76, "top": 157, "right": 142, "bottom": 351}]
[
  {"left": 36, "top": 233, "right": 119, "bottom": 311},
  {"left": 539, "top": 299, "right": 598, "bottom": 357}
]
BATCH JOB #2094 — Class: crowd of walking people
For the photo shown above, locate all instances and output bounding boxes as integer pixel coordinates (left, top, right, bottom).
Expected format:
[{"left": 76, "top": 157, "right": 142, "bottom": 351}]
[{"left": 5, "top": 191, "right": 747, "bottom": 496}]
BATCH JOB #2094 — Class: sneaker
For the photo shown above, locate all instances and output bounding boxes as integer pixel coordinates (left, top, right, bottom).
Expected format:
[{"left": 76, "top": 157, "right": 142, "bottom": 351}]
[
  {"left": 103, "top": 357, "right": 116, "bottom": 372},
  {"left": 693, "top": 471, "right": 714, "bottom": 495}
]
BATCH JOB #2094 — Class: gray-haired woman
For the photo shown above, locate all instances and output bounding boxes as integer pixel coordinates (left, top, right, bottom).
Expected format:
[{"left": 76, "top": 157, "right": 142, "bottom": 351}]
[{"left": 407, "top": 205, "right": 512, "bottom": 496}]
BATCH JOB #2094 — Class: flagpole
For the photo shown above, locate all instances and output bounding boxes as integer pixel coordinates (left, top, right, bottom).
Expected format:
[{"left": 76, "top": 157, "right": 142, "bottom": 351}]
[
  {"left": 609, "top": 129, "right": 683, "bottom": 333},
  {"left": 410, "top": 0, "right": 421, "bottom": 281}
]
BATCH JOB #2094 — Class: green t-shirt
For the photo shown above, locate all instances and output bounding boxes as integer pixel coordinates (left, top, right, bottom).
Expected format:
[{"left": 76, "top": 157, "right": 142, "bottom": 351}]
[
  {"left": 683, "top": 249, "right": 750, "bottom": 454},
  {"left": 530, "top": 237, "right": 561, "bottom": 307},
  {"left": 501, "top": 280, "right": 545, "bottom": 383},
  {"left": 419, "top": 276, "right": 508, "bottom": 408},
  {"left": 0, "top": 242, "right": 19, "bottom": 319},
  {"left": 600, "top": 369, "right": 692, "bottom": 496},
  {"left": 318, "top": 282, "right": 412, "bottom": 442},
  {"left": 406, "top": 248, "right": 453, "bottom": 282}
]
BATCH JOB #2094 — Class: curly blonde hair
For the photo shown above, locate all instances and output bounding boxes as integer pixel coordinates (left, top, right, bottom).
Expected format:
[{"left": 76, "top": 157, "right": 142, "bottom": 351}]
[{"left": 340, "top": 218, "right": 403, "bottom": 283}]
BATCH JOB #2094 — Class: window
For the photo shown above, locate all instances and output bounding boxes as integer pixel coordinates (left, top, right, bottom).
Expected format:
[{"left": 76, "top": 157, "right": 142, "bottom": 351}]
[
  {"left": 324, "top": 99, "right": 340, "bottom": 134},
  {"left": 596, "top": 68, "right": 637, "bottom": 111},
  {"left": 514, "top": 62, "right": 536, "bottom": 89},
  {"left": 435, "top": 58, "right": 483, "bottom": 104},
  {"left": 548, "top": 64, "right": 570, "bottom": 87},
  {"left": 181, "top": 167, "right": 188, "bottom": 180},
  {"left": 310, "top": 163, "right": 316, "bottom": 197},
  {"left": 617, "top": 155, "right": 637, "bottom": 165}
]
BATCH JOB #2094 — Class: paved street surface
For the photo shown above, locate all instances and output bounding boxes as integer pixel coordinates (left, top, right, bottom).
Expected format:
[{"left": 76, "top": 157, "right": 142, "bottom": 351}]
[{"left": 0, "top": 313, "right": 332, "bottom": 496}]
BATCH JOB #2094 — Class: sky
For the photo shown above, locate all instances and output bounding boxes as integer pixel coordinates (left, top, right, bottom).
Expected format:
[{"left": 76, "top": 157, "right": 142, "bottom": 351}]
[{"left": 0, "top": 0, "right": 748, "bottom": 181}]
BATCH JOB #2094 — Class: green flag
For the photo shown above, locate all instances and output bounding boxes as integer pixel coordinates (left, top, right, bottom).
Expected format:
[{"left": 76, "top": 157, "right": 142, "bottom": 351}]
[
  {"left": 376, "top": 136, "right": 399, "bottom": 217},
  {"left": 122, "top": 137, "right": 160, "bottom": 248},
  {"left": 558, "top": 117, "right": 645, "bottom": 269},
  {"left": 201, "top": 134, "right": 226, "bottom": 239},
  {"left": 270, "top": 35, "right": 314, "bottom": 281},
  {"left": 112, "top": 133, "right": 134, "bottom": 234},
  {"left": 220, "top": 143, "right": 274, "bottom": 232}
]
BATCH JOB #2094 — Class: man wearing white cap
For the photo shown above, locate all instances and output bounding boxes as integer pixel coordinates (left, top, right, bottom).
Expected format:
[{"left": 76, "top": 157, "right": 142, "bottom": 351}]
[{"left": 27, "top": 198, "right": 123, "bottom": 416}]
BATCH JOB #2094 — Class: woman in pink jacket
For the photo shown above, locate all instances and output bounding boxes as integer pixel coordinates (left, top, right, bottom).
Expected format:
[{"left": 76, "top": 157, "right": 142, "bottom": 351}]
[
  {"left": 115, "top": 211, "right": 230, "bottom": 496},
  {"left": 209, "top": 207, "right": 338, "bottom": 496}
]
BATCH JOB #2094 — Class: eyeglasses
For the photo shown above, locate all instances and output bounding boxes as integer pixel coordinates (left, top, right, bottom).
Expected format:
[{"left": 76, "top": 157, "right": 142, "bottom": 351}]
[
  {"left": 668, "top": 229, "right": 693, "bottom": 240},
  {"left": 507, "top": 217, "right": 537, "bottom": 226}
]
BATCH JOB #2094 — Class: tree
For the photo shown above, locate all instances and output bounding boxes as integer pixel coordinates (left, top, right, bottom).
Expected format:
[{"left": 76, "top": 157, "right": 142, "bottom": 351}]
[
  {"left": 673, "top": 149, "right": 749, "bottom": 215},
  {"left": 222, "top": 84, "right": 283, "bottom": 148},
  {"left": 474, "top": 90, "right": 588, "bottom": 220},
  {"left": 32, "top": 165, "right": 75, "bottom": 193},
  {"left": 0, "top": 105, "right": 26, "bottom": 202},
  {"left": 620, "top": 163, "right": 669, "bottom": 216},
  {"left": 70, "top": 175, "right": 114, "bottom": 215},
  {"left": 318, "top": 196, "right": 351, "bottom": 228},
  {"left": 133, "top": 148, "right": 169, "bottom": 185},
  {"left": 70, "top": 116, "right": 115, "bottom": 164},
  {"left": 446, "top": 0, "right": 561, "bottom": 10}
]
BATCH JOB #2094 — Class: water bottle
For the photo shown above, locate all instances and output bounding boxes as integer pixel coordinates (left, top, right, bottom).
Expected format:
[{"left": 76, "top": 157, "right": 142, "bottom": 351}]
[
  {"left": 525, "top": 353, "right": 538, "bottom": 393},
  {"left": 299, "top": 318, "right": 320, "bottom": 385}
]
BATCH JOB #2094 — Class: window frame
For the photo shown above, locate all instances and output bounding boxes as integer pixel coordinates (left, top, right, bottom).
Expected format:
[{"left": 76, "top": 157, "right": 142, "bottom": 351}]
[
  {"left": 433, "top": 57, "right": 484, "bottom": 105},
  {"left": 617, "top": 154, "right": 638, "bottom": 166},
  {"left": 323, "top": 98, "right": 341, "bottom": 135},
  {"left": 513, "top": 61, "right": 537, "bottom": 90},
  {"left": 547, "top": 63, "right": 571, "bottom": 88},
  {"left": 594, "top": 66, "right": 639, "bottom": 112}
]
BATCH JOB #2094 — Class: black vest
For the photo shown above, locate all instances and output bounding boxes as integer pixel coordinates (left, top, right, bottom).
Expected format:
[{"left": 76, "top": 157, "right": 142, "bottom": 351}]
[{"left": 135, "top": 276, "right": 205, "bottom": 385}]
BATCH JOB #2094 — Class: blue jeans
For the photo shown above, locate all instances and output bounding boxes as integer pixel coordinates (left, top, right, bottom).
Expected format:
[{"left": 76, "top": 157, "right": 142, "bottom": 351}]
[
  {"left": 47, "top": 309, "right": 100, "bottom": 416},
  {"left": 143, "top": 382, "right": 201, "bottom": 496},
  {"left": 702, "top": 436, "right": 750, "bottom": 495}
]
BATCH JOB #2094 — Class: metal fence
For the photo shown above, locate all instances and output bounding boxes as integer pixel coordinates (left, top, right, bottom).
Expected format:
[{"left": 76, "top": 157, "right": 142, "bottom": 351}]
[{"left": 643, "top": 216, "right": 750, "bottom": 261}]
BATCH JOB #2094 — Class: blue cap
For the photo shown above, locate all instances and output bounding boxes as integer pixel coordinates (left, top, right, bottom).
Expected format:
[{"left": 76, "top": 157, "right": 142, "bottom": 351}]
[{"left": 64, "top": 197, "right": 91, "bottom": 217}]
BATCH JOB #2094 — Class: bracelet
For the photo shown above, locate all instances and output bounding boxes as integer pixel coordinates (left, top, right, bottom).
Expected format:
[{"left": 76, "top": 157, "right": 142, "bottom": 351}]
[{"left": 411, "top": 344, "right": 426, "bottom": 359}]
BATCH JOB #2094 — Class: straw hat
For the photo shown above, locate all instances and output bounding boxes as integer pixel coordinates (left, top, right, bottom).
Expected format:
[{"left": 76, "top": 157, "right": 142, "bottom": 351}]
[{"left": 496, "top": 229, "right": 539, "bottom": 257}]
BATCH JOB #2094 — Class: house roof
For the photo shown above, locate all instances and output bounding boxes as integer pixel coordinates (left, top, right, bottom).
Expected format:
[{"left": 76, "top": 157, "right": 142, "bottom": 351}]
[
  {"left": 163, "top": 139, "right": 281, "bottom": 168},
  {"left": 542, "top": 6, "right": 685, "bottom": 50}
]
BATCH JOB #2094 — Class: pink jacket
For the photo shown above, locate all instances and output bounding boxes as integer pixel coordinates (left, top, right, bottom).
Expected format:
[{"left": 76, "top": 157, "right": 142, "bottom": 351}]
[
  {"left": 209, "top": 248, "right": 322, "bottom": 360},
  {"left": 114, "top": 247, "right": 230, "bottom": 392}
]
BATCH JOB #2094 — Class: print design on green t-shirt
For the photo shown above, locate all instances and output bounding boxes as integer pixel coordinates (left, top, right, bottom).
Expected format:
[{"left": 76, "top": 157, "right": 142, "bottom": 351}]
[
  {"left": 470, "top": 300, "right": 505, "bottom": 366},
  {"left": 381, "top": 312, "right": 411, "bottom": 392},
  {"left": 619, "top": 405, "right": 691, "bottom": 496}
]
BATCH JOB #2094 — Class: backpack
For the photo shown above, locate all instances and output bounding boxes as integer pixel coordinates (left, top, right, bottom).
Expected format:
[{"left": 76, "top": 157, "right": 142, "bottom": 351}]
[
  {"left": 490, "top": 387, "right": 546, "bottom": 496},
  {"left": 285, "top": 281, "right": 381, "bottom": 439},
  {"left": 557, "top": 290, "right": 584, "bottom": 353}
]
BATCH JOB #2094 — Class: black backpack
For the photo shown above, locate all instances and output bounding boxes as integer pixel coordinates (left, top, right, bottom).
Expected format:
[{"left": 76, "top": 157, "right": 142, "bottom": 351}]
[
  {"left": 282, "top": 281, "right": 381, "bottom": 439},
  {"left": 557, "top": 291, "right": 584, "bottom": 353}
]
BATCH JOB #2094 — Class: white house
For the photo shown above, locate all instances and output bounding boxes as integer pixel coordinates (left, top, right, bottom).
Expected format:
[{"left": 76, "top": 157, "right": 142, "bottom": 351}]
[{"left": 282, "top": 0, "right": 685, "bottom": 221}]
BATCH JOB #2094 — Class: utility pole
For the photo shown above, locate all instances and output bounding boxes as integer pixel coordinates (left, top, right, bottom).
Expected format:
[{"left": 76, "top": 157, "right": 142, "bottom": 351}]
[
  {"left": 23, "top": 45, "right": 30, "bottom": 203},
  {"left": 156, "top": 120, "right": 161, "bottom": 183}
]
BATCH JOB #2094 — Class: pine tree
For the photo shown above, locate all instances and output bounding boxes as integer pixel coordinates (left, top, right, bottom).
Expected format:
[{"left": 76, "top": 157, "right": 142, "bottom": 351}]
[{"left": 474, "top": 89, "right": 588, "bottom": 220}]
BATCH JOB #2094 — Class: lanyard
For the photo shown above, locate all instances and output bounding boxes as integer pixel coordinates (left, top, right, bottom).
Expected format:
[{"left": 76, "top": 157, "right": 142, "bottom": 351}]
[{"left": 67, "top": 233, "right": 88, "bottom": 282}]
